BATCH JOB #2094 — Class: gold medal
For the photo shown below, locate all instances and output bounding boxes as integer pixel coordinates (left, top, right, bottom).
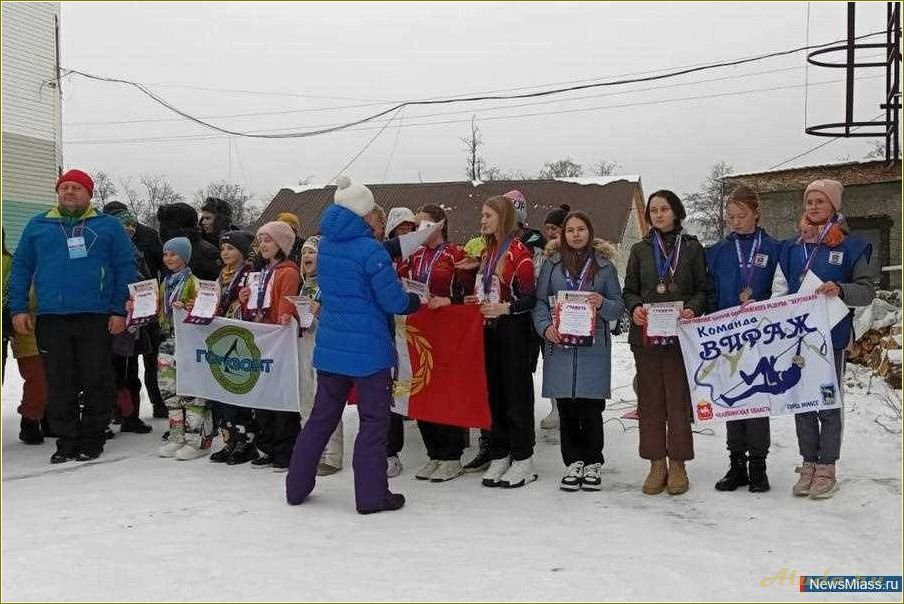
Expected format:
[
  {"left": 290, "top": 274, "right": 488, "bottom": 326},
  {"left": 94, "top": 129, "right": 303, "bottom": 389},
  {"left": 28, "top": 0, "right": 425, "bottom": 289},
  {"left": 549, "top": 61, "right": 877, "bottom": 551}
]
[
  {"left": 739, "top": 287, "right": 752, "bottom": 303},
  {"left": 656, "top": 282, "right": 666, "bottom": 294}
]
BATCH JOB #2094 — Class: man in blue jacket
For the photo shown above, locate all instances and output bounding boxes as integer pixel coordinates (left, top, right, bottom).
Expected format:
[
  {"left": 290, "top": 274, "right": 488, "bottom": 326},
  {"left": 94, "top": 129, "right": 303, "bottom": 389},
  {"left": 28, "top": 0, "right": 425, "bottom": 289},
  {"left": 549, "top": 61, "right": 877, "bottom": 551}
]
[
  {"left": 9, "top": 169, "right": 136, "bottom": 463},
  {"left": 286, "top": 176, "right": 421, "bottom": 514}
]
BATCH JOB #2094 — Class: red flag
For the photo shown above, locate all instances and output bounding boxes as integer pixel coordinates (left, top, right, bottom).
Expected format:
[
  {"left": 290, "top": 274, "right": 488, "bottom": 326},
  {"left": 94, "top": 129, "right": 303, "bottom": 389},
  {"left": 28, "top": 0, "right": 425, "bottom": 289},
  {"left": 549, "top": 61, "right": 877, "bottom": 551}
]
[{"left": 394, "top": 304, "right": 490, "bottom": 429}]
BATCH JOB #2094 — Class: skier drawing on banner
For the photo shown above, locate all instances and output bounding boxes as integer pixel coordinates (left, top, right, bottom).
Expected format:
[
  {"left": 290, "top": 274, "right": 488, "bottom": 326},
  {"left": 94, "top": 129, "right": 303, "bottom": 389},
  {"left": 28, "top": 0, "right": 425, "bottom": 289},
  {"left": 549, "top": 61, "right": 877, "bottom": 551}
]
[{"left": 720, "top": 338, "right": 806, "bottom": 406}]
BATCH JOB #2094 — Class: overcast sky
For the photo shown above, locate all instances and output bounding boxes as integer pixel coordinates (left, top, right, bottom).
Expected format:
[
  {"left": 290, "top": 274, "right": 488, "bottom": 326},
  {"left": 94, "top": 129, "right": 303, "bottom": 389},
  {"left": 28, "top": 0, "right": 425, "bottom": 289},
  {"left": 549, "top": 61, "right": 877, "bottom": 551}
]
[{"left": 61, "top": 1, "right": 893, "bottom": 209}]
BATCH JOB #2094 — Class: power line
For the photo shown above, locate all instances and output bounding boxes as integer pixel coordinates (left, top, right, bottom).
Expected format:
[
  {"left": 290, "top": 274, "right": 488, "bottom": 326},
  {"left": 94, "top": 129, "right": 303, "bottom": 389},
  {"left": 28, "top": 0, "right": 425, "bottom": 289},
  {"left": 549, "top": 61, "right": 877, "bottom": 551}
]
[
  {"left": 60, "top": 30, "right": 886, "bottom": 141},
  {"left": 64, "top": 74, "right": 884, "bottom": 146},
  {"left": 62, "top": 62, "right": 832, "bottom": 130},
  {"left": 766, "top": 112, "right": 885, "bottom": 170},
  {"left": 330, "top": 109, "right": 404, "bottom": 182}
]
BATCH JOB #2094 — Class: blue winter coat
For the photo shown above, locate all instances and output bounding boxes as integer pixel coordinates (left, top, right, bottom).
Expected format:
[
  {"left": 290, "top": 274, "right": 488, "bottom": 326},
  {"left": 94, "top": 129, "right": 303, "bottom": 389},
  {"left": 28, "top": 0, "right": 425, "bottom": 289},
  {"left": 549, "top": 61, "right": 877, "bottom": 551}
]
[
  {"left": 778, "top": 232, "right": 871, "bottom": 350},
  {"left": 8, "top": 207, "right": 136, "bottom": 317},
  {"left": 705, "top": 228, "right": 780, "bottom": 312},
  {"left": 533, "top": 239, "right": 625, "bottom": 400},
  {"left": 313, "top": 204, "right": 421, "bottom": 377}
]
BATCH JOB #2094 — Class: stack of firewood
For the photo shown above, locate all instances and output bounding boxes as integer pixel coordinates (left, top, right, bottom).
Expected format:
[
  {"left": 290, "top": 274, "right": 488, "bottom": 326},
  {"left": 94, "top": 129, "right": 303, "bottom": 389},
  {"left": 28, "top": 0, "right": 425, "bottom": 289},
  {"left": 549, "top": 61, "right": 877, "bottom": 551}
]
[{"left": 850, "top": 323, "right": 903, "bottom": 389}]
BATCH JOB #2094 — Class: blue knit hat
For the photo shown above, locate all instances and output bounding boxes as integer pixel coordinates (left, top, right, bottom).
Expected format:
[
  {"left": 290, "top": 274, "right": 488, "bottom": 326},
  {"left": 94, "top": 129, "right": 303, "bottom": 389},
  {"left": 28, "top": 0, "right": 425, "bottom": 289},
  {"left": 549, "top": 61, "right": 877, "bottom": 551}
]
[{"left": 163, "top": 236, "right": 192, "bottom": 265}]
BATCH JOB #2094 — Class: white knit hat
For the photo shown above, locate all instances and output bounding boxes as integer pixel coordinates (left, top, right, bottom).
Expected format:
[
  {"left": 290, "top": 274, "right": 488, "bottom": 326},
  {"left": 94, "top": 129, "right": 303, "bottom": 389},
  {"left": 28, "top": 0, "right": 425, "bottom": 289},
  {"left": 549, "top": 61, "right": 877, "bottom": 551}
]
[
  {"left": 385, "top": 207, "right": 417, "bottom": 237},
  {"left": 334, "top": 176, "right": 375, "bottom": 217}
]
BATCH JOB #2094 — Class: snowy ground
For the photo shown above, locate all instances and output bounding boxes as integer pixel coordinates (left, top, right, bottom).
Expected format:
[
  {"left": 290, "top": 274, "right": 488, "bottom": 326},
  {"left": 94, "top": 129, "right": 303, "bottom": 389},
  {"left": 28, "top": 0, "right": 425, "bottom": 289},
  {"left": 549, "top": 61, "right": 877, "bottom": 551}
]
[{"left": 2, "top": 337, "right": 902, "bottom": 602}]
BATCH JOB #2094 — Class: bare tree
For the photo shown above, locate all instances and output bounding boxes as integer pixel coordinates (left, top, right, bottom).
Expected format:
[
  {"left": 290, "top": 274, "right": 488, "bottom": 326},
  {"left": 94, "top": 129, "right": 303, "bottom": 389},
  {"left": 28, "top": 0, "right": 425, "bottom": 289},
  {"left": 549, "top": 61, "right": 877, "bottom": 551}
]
[
  {"left": 91, "top": 171, "right": 117, "bottom": 205},
  {"left": 194, "top": 180, "right": 260, "bottom": 228},
  {"left": 591, "top": 160, "right": 621, "bottom": 176},
  {"left": 461, "top": 115, "right": 485, "bottom": 181},
  {"left": 684, "top": 161, "right": 733, "bottom": 245},
  {"left": 865, "top": 140, "right": 887, "bottom": 159},
  {"left": 119, "top": 174, "right": 184, "bottom": 229},
  {"left": 538, "top": 157, "right": 584, "bottom": 178}
]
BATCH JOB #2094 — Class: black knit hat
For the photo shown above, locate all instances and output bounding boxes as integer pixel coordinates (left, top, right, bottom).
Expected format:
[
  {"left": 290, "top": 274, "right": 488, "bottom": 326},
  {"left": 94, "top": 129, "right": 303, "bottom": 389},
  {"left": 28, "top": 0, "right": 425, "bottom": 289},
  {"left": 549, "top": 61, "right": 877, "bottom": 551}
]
[
  {"left": 157, "top": 202, "right": 199, "bottom": 230},
  {"left": 544, "top": 204, "right": 571, "bottom": 228},
  {"left": 219, "top": 230, "right": 253, "bottom": 259},
  {"left": 102, "top": 201, "right": 128, "bottom": 215},
  {"left": 201, "top": 197, "right": 233, "bottom": 221}
]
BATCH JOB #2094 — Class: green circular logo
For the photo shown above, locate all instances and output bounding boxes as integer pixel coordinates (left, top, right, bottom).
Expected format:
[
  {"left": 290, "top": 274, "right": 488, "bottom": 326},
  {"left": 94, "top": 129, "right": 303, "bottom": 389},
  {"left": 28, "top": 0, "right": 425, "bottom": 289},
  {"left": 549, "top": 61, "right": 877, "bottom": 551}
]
[{"left": 203, "top": 325, "right": 264, "bottom": 395}]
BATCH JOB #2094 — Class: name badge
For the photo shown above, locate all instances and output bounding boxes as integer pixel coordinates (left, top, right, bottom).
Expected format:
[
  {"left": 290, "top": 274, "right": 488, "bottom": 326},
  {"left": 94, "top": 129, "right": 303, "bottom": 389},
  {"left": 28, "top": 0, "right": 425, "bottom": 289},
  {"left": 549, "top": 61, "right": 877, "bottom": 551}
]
[
  {"left": 828, "top": 251, "right": 844, "bottom": 265},
  {"left": 67, "top": 236, "right": 87, "bottom": 259},
  {"left": 753, "top": 253, "right": 769, "bottom": 268}
]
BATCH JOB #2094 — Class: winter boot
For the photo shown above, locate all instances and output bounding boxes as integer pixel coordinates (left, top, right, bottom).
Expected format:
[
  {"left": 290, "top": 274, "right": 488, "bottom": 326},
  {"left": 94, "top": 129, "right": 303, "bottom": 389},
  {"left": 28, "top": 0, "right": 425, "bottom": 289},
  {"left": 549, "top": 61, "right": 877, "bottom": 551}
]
[
  {"left": 540, "top": 399, "right": 560, "bottom": 430},
  {"left": 808, "top": 463, "right": 838, "bottom": 499},
  {"left": 415, "top": 459, "right": 441, "bottom": 480},
  {"left": 560, "top": 462, "right": 584, "bottom": 491},
  {"left": 482, "top": 457, "right": 512, "bottom": 487},
  {"left": 430, "top": 460, "right": 463, "bottom": 483},
  {"left": 747, "top": 456, "right": 770, "bottom": 493},
  {"left": 667, "top": 458, "right": 689, "bottom": 495},
  {"left": 226, "top": 437, "right": 258, "bottom": 465},
  {"left": 120, "top": 417, "right": 153, "bottom": 434},
  {"left": 642, "top": 459, "right": 668, "bottom": 495},
  {"left": 317, "top": 462, "right": 341, "bottom": 476},
  {"left": 251, "top": 454, "right": 273, "bottom": 468},
  {"left": 50, "top": 443, "right": 78, "bottom": 464},
  {"left": 386, "top": 455, "right": 403, "bottom": 477},
  {"left": 463, "top": 434, "right": 492, "bottom": 473},
  {"left": 499, "top": 457, "right": 538, "bottom": 488},
  {"left": 358, "top": 493, "right": 405, "bottom": 515},
  {"left": 792, "top": 461, "right": 817, "bottom": 496},
  {"left": 581, "top": 463, "right": 603, "bottom": 491},
  {"left": 175, "top": 444, "right": 209, "bottom": 461},
  {"left": 158, "top": 441, "right": 184, "bottom": 458},
  {"left": 714, "top": 452, "right": 748, "bottom": 491},
  {"left": 210, "top": 430, "right": 236, "bottom": 463},
  {"left": 19, "top": 418, "right": 44, "bottom": 445}
]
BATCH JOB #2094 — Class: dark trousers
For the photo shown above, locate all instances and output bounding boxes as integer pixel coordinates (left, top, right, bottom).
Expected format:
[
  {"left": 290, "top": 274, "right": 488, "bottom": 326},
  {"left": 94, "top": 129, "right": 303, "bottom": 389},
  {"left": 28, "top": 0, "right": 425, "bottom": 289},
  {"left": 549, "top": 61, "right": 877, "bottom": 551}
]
[
  {"left": 387, "top": 411, "right": 404, "bottom": 457},
  {"left": 254, "top": 409, "right": 300, "bottom": 463},
  {"left": 795, "top": 350, "right": 845, "bottom": 464},
  {"left": 142, "top": 322, "right": 164, "bottom": 410},
  {"left": 36, "top": 314, "right": 115, "bottom": 454},
  {"left": 485, "top": 315, "right": 535, "bottom": 461},
  {"left": 726, "top": 417, "right": 771, "bottom": 458},
  {"left": 558, "top": 398, "right": 605, "bottom": 465},
  {"left": 634, "top": 346, "right": 694, "bottom": 461},
  {"left": 418, "top": 420, "right": 466, "bottom": 461},
  {"left": 210, "top": 401, "right": 255, "bottom": 434},
  {"left": 287, "top": 369, "right": 393, "bottom": 511},
  {"left": 112, "top": 354, "right": 142, "bottom": 419}
]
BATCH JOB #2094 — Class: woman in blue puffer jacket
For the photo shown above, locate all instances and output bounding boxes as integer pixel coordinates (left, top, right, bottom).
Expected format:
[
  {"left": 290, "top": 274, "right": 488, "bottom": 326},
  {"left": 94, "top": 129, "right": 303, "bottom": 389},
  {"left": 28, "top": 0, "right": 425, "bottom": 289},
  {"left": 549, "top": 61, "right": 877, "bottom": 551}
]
[{"left": 286, "top": 176, "right": 421, "bottom": 515}]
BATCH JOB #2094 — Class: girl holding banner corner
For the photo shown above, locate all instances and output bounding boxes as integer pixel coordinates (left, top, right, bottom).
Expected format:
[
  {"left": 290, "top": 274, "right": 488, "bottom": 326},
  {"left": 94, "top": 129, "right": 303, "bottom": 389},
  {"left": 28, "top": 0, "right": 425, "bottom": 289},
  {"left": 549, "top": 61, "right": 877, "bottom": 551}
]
[
  {"left": 772, "top": 179, "right": 875, "bottom": 499},
  {"left": 705, "top": 186, "right": 780, "bottom": 493},
  {"left": 622, "top": 190, "right": 711, "bottom": 496}
]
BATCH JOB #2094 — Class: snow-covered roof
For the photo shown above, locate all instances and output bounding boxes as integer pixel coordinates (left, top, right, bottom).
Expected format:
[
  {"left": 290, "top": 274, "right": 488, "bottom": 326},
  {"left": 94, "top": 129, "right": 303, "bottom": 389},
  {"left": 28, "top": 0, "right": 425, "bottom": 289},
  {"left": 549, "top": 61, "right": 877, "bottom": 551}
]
[{"left": 554, "top": 175, "right": 642, "bottom": 186}]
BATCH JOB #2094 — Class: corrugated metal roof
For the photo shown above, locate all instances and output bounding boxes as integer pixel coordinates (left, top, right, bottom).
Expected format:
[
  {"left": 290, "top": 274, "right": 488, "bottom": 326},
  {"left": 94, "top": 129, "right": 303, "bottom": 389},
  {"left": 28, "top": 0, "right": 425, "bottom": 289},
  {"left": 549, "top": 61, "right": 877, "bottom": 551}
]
[{"left": 258, "top": 177, "right": 644, "bottom": 245}]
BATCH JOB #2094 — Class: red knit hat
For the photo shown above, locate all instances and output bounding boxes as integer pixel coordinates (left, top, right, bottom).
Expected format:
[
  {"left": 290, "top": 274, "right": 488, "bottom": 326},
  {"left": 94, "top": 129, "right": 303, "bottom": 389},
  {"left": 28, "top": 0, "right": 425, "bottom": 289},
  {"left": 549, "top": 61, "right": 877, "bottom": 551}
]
[{"left": 56, "top": 170, "right": 94, "bottom": 197}]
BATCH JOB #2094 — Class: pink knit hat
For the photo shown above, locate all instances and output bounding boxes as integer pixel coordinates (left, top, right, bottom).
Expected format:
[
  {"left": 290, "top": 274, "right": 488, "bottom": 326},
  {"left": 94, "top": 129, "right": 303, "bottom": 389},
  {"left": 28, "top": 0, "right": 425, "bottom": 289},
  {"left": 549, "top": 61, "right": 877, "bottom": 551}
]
[
  {"left": 804, "top": 179, "right": 843, "bottom": 212},
  {"left": 257, "top": 221, "right": 296, "bottom": 257}
]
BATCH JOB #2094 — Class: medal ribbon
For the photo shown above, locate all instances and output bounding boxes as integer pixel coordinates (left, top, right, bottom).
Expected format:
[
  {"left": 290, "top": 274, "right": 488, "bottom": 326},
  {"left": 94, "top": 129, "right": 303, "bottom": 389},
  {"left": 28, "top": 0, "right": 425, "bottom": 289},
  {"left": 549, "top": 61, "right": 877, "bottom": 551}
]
[
  {"left": 652, "top": 230, "right": 682, "bottom": 286},
  {"left": 417, "top": 244, "right": 446, "bottom": 286},
  {"left": 799, "top": 217, "right": 836, "bottom": 276},
  {"left": 565, "top": 254, "right": 594, "bottom": 291},
  {"left": 482, "top": 237, "right": 512, "bottom": 295},
  {"left": 734, "top": 230, "right": 762, "bottom": 294}
]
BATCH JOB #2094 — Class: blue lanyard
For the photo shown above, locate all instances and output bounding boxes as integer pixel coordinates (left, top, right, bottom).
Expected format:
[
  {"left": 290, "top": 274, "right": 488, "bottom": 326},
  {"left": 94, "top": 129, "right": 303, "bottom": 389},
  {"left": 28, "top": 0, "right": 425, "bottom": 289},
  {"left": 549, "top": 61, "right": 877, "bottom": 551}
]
[
  {"left": 799, "top": 218, "right": 836, "bottom": 274},
  {"left": 733, "top": 230, "right": 762, "bottom": 287},
  {"left": 565, "top": 255, "right": 593, "bottom": 291},
  {"left": 482, "top": 237, "right": 512, "bottom": 294},
  {"left": 652, "top": 231, "right": 682, "bottom": 283},
  {"left": 417, "top": 244, "right": 446, "bottom": 286},
  {"left": 257, "top": 263, "right": 277, "bottom": 311}
]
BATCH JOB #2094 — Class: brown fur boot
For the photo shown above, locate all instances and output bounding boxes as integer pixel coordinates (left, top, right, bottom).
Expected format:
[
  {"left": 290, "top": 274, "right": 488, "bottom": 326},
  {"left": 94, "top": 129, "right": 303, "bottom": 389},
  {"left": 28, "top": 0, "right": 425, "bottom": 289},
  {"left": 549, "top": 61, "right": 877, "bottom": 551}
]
[
  {"left": 642, "top": 459, "right": 668, "bottom": 495},
  {"left": 667, "top": 458, "right": 689, "bottom": 495}
]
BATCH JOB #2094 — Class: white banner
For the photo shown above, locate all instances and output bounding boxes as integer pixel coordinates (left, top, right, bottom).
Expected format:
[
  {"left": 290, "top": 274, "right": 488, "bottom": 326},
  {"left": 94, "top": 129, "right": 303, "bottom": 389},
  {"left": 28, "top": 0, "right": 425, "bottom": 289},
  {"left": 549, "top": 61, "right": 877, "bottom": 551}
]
[
  {"left": 174, "top": 310, "right": 300, "bottom": 412},
  {"left": 677, "top": 292, "right": 840, "bottom": 423}
]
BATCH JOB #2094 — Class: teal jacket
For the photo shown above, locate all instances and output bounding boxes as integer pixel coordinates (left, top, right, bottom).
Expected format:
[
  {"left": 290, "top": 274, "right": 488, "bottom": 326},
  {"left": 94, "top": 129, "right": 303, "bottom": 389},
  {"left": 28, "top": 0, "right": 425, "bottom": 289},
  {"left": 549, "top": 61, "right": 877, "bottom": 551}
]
[{"left": 9, "top": 207, "right": 136, "bottom": 316}]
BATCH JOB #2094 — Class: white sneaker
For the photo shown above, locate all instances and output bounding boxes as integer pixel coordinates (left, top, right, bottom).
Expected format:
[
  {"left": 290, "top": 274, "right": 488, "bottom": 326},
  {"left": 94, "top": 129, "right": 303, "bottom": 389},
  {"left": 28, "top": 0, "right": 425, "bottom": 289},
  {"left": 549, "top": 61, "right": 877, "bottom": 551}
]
[
  {"left": 415, "top": 459, "right": 441, "bottom": 480},
  {"left": 581, "top": 463, "right": 603, "bottom": 491},
  {"left": 430, "top": 460, "right": 463, "bottom": 483},
  {"left": 482, "top": 457, "right": 512, "bottom": 487},
  {"left": 175, "top": 445, "right": 209, "bottom": 461},
  {"left": 500, "top": 457, "right": 538, "bottom": 488},
  {"left": 158, "top": 442, "right": 184, "bottom": 458},
  {"left": 386, "top": 456, "right": 403, "bottom": 478},
  {"left": 540, "top": 401, "right": 559, "bottom": 430},
  {"left": 560, "top": 461, "right": 584, "bottom": 491}
]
